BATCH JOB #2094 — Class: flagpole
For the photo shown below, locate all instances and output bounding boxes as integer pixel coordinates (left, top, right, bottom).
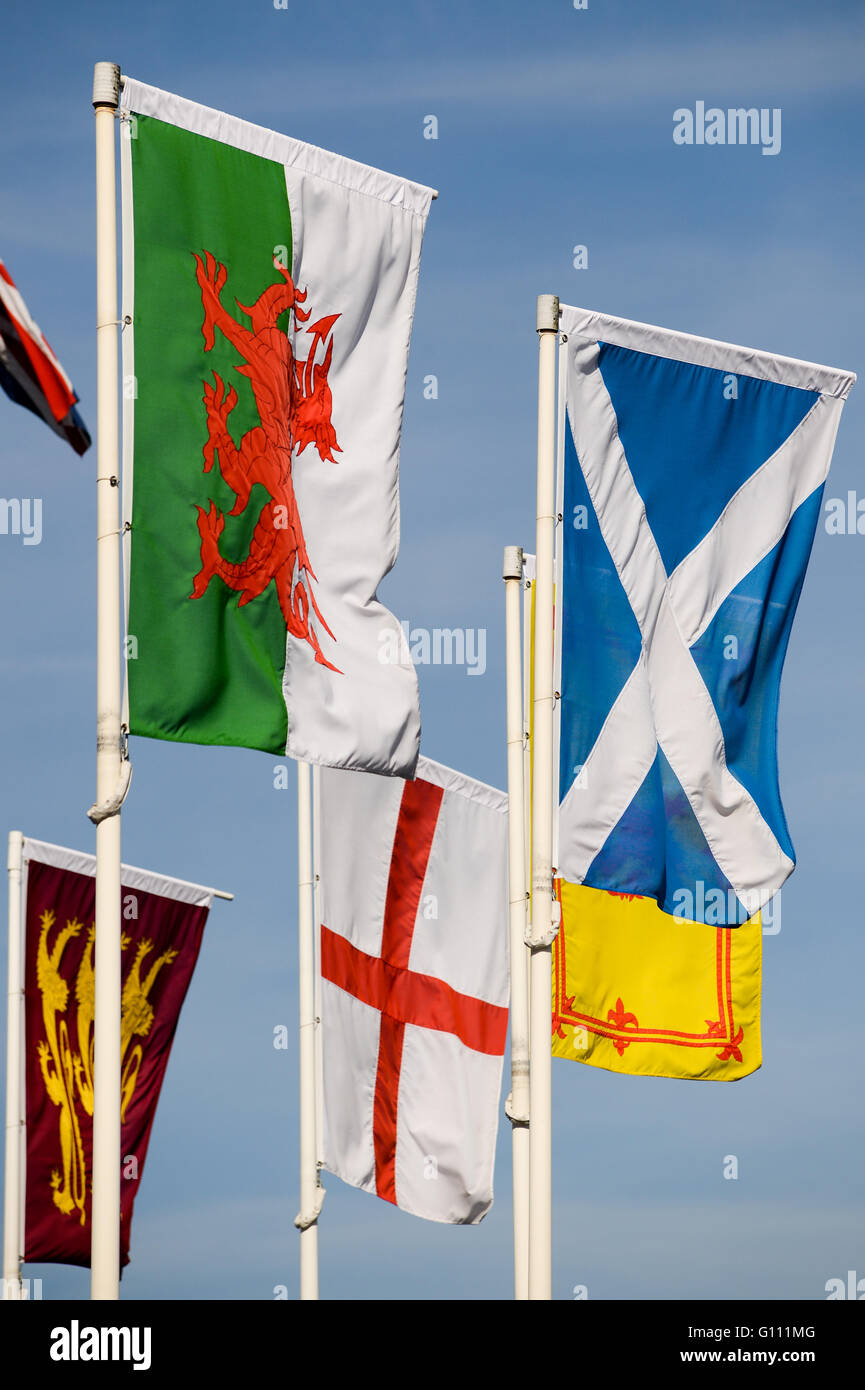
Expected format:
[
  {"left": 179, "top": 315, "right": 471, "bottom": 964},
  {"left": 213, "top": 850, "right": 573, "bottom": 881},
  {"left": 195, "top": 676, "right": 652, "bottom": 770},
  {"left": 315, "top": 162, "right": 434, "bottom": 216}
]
[
  {"left": 296, "top": 760, "right": 323, "bottom": 1298},
  {"left": 528, "top": 293, "right": 559, "bottom": 1301},
  {"left": 2, "top": 831, "right": 24, "bottom": 1300},
  {"left": 311, "top": 762, "right": 325, "bottom": 1248},
  {"left": 91, "top": 60, "right": 123, "bottom": 1301},
  {"left": 503, "top": 548, "right": 530, "bottom": 1300},
  {"left": 522, "top": 554, "right": 534, "bottom": 1006}
]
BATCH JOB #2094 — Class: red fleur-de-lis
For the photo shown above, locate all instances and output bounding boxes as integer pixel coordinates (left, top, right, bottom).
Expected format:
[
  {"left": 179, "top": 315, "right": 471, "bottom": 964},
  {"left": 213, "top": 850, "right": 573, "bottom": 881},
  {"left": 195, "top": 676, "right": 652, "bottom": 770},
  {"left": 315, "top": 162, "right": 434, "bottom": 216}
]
[
  {"left": 607, "top": 997, "right": 638, "bottom": 1055},
  {"left": 608, "top": 997, "right": 638, "bottom": 1029}
]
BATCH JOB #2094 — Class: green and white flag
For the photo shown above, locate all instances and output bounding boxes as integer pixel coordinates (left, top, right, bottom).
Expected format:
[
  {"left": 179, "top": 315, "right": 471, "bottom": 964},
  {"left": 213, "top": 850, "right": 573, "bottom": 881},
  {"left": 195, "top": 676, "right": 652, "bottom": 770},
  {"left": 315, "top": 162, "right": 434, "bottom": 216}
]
[{"left": 119, "top": 77, "right": 433, "bottom": 774}]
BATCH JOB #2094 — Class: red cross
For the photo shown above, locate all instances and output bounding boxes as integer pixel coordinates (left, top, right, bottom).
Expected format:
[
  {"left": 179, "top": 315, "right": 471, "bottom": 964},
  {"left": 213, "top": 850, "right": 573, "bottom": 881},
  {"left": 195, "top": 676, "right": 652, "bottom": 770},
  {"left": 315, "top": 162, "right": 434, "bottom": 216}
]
[{"left": 321, "top": 777, "right": 509, "bottom": 1205}]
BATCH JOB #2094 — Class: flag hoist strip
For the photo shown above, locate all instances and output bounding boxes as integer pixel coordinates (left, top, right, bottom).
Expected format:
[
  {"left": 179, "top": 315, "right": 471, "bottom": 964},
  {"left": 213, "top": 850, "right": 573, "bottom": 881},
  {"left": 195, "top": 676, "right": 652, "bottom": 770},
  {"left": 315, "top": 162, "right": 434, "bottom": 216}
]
[
  {"left": 119, "top": 76, "right": 433, "bottom": 776},
  {"left": 318, "top": 758, "right": 509, "bottom": 1223},
  {"left": 556, "top": 304, "right": 855, "bottom": 924}
]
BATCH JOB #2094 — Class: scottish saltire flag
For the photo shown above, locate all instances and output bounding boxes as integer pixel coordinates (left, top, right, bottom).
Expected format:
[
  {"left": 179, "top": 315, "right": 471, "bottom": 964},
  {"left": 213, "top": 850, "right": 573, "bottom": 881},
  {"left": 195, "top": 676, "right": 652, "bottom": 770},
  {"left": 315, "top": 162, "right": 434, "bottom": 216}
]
[
  {"left": 557, "top": 305, "right": 855, "bottom": 925},
  {"left": 0, "top": 257, "right": 90, "bottom": 454},
  {"left": 119, "top": 78, "right": 433, "bottom": 775}
]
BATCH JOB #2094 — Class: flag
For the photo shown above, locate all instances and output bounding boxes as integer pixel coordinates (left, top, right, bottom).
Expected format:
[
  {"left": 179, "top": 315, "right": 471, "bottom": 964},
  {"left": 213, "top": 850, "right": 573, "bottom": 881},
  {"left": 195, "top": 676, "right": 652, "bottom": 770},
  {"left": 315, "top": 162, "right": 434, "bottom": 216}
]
[
  {"left": 529, "top": 563, "right": 762, "bottom": 1081},
  {"left": 0, "top": 256, "right": 90, "bottom": 454},
  {"left": 21, "top": 839, "right": 212, "bottom": 1268},
  {"left": 552, "top": 882, "right": 762, "bottom": 1080},
  {"left": 119, "top": 77, "right": 433, "bottom": 776},
  {"left": 556, "top": 304, "right": 855, "bottom": 924},
  {"left": 318, "top": 757, "right": 509, "bottom": 1223}
]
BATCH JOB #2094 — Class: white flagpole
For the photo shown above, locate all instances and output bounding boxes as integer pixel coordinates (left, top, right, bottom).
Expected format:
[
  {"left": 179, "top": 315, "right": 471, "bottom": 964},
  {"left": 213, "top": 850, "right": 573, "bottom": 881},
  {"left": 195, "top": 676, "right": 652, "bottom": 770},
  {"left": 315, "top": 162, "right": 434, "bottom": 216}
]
[
  {"left": 311, "top": 762, "right": 325, "bottom": 1243},
  {"left": 296, "top": 760, "right": 323, "bottom": 1298},
  {"left": 503, "top": 547, "right": 530, "bottom": 1300},
  {"left": 528, "top": 293, "right": 559, "bottom": 1300},
  {"left": 2, "top": 831, "right": 24, "bottom": 1300},
  {"left": 522, "top": 554, "right": 535, "bottom": 949},
  {"left": 91, "top": 60, "right": 123, "bottom": 1301}
]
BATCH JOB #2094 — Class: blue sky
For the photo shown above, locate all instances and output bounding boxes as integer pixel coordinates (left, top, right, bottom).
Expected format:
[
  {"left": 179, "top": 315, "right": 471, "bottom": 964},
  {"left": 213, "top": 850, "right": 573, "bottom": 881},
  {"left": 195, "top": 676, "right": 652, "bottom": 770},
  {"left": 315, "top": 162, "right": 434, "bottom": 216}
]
[{"left": 0, "top": 0, "right": 863, "bottom": 1300}]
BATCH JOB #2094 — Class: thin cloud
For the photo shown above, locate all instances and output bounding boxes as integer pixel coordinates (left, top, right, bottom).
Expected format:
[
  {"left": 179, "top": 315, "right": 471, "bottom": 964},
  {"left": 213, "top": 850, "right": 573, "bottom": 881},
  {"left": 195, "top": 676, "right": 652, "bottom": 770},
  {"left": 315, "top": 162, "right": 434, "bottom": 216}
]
[{"left": 188, "top": 25, "right": 865, "bottom": 123}]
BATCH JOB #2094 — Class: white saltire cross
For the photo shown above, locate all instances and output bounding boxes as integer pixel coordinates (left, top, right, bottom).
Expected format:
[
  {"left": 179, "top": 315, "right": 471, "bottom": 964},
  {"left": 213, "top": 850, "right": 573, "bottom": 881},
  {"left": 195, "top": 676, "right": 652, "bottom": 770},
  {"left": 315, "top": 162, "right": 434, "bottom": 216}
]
[{"left": 557, "top": 332, "right": 845, "bottom": 912}]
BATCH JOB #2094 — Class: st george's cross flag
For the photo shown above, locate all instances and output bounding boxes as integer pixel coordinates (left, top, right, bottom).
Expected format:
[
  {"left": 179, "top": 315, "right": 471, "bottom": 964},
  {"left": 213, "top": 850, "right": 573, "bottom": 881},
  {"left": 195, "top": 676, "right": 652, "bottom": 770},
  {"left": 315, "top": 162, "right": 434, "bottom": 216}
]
[
  {"left": 318, "top": 758, "right": 509, "bottom": 1223},
  {"left": 19, "top": 840, "right": 212, "bottom": 1268},
  {"left": 0, "top": 256, "right": 90, "bottom": 454},
  {"left": 119, "top": 77, "right": 433, "bottom": 775},
  {"left": 556, "top": 305, "right": 855, "bottom": 926}
]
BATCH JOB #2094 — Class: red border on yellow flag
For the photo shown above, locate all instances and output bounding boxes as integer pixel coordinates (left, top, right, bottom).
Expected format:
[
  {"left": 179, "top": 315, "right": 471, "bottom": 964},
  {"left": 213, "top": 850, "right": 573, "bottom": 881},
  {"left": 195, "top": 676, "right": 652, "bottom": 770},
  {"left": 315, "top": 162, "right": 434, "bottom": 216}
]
[{"left": 552, "top": 881, "right": 761, "bottom": 1081}]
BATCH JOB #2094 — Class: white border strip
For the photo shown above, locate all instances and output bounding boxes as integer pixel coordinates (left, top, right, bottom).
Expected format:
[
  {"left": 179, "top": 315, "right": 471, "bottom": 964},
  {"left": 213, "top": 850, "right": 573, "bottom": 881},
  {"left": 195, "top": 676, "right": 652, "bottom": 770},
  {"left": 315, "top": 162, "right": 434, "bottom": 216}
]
[
  {"left": 312, "top": 763, "right": 324, "bottom": 1176},
  {"left": 552, "top": 330, "right": 567, "bottom": 873},
  {"left": 560, "top": 303, "right": 856, "bottom": 400},
  {"left": 119, "top": 110, "right": 135, "bottom": 731},
  {"left": 18, "top": 843, "right": 27, "bottom": 1269},
  {"left": 119, "top": 76, "right": 434, "bottom": 221},
  {"left": 22, "top": 838, "right": 214, "bottom": 908},
  {"left": 416, "top": 756, "right": 507, "bottom": 815}
]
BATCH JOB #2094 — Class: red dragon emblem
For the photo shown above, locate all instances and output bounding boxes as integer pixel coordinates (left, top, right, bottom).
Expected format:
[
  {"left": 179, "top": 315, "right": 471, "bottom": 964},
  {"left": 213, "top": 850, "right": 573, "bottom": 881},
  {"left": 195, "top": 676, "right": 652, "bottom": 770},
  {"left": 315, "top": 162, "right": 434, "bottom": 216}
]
[{"left": 189, "top": 249, "right": 342, "bottom": 671}]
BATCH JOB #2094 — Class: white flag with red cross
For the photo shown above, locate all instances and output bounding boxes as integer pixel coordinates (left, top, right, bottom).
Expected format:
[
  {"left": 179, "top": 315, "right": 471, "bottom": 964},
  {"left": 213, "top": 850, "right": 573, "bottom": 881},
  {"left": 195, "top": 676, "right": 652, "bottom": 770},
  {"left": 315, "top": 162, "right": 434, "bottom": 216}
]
[{"left": 318, "top": 756, "right": 509, "bottom": 1224}]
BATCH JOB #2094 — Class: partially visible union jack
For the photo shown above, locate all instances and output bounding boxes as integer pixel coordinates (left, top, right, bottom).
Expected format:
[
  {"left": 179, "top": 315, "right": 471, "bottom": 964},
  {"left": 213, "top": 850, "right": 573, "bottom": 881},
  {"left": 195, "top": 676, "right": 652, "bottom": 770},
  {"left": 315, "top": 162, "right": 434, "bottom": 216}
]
[{"left": 0, "top": 256, "right": 90, "bottom": 455}]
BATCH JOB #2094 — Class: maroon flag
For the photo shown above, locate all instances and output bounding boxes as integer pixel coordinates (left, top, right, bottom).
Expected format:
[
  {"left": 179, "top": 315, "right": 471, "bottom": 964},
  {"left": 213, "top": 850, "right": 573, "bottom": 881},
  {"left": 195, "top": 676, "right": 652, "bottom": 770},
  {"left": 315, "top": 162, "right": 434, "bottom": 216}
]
[{"left": 21, "top": 840, "right": 212, "bottom": 1269}]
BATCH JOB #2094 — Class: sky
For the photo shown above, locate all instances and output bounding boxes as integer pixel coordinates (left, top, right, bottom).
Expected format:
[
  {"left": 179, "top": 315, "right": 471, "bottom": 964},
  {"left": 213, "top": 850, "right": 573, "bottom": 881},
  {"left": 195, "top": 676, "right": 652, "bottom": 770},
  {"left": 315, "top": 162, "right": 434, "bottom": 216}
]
[{"left": 0, "top": 0, "right": 863, "bottom": 1301}]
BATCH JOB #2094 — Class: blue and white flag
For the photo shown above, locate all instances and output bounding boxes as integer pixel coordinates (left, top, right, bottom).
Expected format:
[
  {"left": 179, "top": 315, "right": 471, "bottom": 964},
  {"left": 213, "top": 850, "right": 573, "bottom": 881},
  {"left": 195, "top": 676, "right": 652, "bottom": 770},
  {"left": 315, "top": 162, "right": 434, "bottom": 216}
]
[{"left": 556, "top": 305, "right": 855, "bottom": 925}]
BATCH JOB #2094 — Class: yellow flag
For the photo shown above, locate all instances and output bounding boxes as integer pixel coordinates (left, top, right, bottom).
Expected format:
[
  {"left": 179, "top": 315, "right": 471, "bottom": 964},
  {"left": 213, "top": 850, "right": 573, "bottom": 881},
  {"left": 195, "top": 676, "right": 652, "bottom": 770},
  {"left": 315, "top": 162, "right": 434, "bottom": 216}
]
[{"left": 552, "top": 881, "right": 761, "bottom": 1081}]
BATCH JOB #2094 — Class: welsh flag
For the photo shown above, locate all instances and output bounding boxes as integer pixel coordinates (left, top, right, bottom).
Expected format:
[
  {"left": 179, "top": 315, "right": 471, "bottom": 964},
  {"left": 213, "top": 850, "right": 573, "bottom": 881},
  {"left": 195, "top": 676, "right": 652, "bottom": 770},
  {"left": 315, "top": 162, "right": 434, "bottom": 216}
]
[{"left": 119, "top": 78, "right": 433, "bottom": 775}]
